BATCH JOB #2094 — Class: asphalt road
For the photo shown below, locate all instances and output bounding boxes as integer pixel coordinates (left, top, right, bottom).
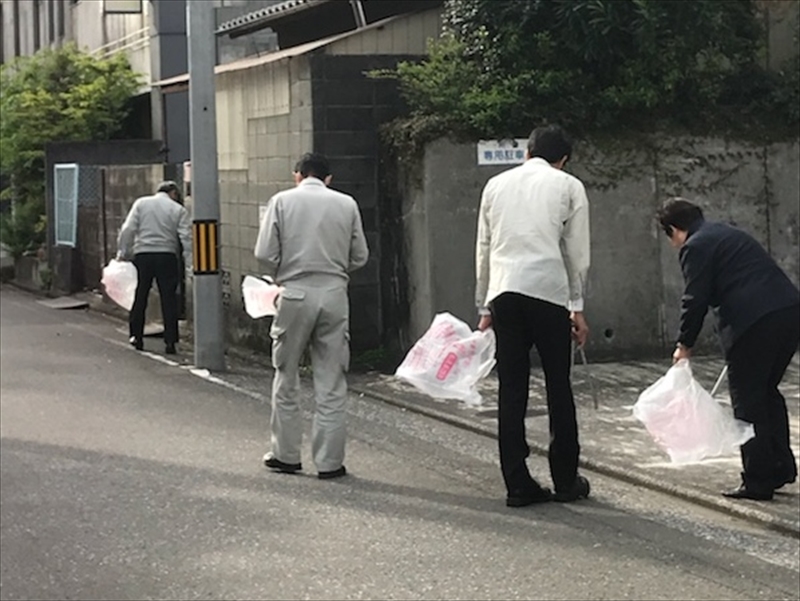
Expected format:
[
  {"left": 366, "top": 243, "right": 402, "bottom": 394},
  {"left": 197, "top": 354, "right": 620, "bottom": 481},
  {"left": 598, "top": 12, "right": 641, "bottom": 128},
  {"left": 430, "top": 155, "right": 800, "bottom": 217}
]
[{"left": 1, "top": 286, "right": 798, "bottom": 601}]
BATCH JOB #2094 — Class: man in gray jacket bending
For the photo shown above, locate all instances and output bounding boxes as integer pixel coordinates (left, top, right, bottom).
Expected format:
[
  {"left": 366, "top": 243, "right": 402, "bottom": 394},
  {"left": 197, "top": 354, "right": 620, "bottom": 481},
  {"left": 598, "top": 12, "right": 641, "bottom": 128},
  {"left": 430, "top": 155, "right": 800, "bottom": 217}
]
[
  {"left": 255, "top": 153, "right": 369, "bottom": 479},
  {"left": 118, "top": 181, "right": 192, "bottom": 354}
]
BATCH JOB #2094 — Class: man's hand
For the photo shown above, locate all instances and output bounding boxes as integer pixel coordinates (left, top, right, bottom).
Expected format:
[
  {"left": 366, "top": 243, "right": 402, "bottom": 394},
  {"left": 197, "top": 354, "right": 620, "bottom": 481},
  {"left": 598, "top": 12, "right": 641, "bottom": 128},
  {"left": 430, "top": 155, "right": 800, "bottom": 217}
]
[
  {"left": 673, "top": 343, "right": 692, "bottom": 363},
  {"left": 478, "top": 314, "right": 493, "bottom": 331},
  {"left": 570, "top": 311, "right": 589, "bottom": 348}
]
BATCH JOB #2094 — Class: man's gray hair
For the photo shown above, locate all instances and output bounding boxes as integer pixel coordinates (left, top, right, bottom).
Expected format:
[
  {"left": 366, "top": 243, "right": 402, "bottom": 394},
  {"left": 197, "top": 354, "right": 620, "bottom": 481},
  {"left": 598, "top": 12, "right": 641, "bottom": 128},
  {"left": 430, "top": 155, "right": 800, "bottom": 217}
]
[{"left": 157, "top": 181, "right": 180, "bottom": 194}]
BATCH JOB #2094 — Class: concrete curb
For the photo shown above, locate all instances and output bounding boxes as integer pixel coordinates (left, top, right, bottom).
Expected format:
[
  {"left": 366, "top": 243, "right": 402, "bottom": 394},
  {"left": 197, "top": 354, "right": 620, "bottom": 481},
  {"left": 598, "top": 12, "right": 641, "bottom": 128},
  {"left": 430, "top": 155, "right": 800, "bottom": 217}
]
[
  {"left": 3, "top": 280, "right": 51, "bottom": 298},
  {"left": 75, "top": 290, "right": 136, "bottom": 323},
  {"left": 350, "top": 384, "right": 800, "bottom": 539}
]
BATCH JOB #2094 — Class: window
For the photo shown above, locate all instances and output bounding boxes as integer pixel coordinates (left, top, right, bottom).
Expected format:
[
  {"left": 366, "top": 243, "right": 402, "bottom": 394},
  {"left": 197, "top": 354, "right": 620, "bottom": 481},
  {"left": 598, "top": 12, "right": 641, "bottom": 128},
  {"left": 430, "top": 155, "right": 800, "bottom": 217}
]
[
  {"left": 13, "top": 0, "right": 20, "bottom": 57},
  {"left": 56, "top": 0, "right": 64, "bottom": 39},
  {"left": 48, "top": 0, "right": 54, "bottom": 44},
  {"left": 33, "top": 0, "right": 41, "bottom": 51},
  {"left": 103, "top": 1, "right": 143, "bottom": 14},
  {"left": 54, "top": 164, "right": 79, "bottom": 247}
]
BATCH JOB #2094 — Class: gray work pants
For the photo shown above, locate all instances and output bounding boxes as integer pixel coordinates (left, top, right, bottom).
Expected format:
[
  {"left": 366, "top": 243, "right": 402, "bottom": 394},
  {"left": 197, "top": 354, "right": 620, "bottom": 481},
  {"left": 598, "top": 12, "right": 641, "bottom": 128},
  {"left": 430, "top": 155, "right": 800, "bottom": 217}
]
[{"left": 269, "top": 278, "right": 350, "bottom": 472}]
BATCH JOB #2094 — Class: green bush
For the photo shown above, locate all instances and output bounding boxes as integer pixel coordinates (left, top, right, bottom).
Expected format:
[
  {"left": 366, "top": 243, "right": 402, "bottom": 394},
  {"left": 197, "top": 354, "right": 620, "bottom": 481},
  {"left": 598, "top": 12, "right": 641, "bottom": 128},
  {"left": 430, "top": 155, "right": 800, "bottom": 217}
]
[
  {"left": 0, "top": 198, "right": 46, "bottom": 260},
  {"left": 378, "top": 0, "right": 798, "bottom": 151},
  {"left": 0, "top": 44, "right": 141, "bottom": 252}
]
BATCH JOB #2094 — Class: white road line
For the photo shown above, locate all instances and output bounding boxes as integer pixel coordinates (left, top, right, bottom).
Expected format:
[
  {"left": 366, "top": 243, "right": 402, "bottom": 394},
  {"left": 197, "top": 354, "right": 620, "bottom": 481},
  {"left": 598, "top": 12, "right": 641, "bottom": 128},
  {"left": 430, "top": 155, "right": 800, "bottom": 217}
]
[
  {"left": 184, "top": 367, "right": 266, "bottom": 402},
  {"left": 104, "top": 336, "right": 266, "bottom": 402},
  {"left": 144, "top": 352, "right": 180, "bottom": 367}
]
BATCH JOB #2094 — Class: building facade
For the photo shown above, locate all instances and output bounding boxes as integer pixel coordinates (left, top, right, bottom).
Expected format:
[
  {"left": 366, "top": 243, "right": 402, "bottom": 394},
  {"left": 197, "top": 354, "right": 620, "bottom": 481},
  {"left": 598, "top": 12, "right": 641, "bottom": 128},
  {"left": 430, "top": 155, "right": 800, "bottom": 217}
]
[
  {"left": 4, "top": 0, "right": 444, "bottom": 356},
  {"left": 156, "top": 5, "right": 443, "bottom": 352}
]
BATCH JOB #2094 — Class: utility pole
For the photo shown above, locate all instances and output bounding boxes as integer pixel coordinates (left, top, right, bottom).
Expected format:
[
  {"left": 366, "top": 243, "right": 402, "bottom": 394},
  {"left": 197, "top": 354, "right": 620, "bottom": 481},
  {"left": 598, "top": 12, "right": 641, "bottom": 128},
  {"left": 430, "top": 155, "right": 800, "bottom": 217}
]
[{"left": 187, "top": 0, "right": 225, "bottom": 371}]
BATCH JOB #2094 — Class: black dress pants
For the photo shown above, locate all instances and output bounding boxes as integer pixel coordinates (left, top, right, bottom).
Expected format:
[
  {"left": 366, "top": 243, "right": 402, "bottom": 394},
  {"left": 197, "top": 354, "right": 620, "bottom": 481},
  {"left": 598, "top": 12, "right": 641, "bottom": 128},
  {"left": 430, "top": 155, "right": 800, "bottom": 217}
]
[
  {"left": 727, "top": 304, "right": 800, "bottom": 491},
  {"left": 129, "top": 252, "right": 180, "bottom": 345},
  {"left": 491, "top": 293, "right": 580, "bottom": 494}
]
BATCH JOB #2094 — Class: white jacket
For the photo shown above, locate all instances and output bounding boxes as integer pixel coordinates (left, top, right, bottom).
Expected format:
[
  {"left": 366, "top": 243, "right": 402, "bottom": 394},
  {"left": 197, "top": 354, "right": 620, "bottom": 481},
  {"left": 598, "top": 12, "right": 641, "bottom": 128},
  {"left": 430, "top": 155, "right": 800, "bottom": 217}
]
[
  {"left": 118, "top": 192, "right": 192, "bottom": 265},
  {"left": 475, "top": 158, "right": 590, "bottom": 312}
]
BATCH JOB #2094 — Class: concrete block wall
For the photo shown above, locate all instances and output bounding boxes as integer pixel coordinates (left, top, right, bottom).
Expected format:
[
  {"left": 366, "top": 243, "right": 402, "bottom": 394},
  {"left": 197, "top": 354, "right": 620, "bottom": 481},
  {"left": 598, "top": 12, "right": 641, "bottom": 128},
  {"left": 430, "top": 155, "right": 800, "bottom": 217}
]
[
  {"left": 218, "top": 56, "right": 313, "bottom": 352},
  {"left": 760, "top": 0, "right": 800, "bottom": 70},
  {"left": 397, "top": 138, "right": 800, "bottom": 361},
  {"left": 767, "top": 142, "right": 800, "bottom": 287},
  {"left": 44, "top": 140, "right": 164, "bottom": 296},
  {"left": 646, "top": 138, "right": 775, "bottom": 355},
  {"left": 104, "top": 165, "right": 166, "bottom": 256},
  {"left": 104, "top": 164, "right": 170, "bottom": 327},
  {"left": 310, "top": 53, "right": 415, "bottom": 351},
  {"left": 565, "top": 142, "right": 664, "bottom": 359},
  {"left": 401, "top": 140, "right": 486, "bottom": 347},
  {"left": 218, "top": 52, "right": 413, "bottom": 354}
]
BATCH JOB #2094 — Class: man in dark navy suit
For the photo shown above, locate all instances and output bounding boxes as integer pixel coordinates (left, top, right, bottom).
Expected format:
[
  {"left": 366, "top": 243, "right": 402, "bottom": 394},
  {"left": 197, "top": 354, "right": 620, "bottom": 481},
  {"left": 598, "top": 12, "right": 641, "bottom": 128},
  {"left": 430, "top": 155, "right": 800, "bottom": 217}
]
[{"left": 658, "top": 198, "right": 800, "bottom": 501}]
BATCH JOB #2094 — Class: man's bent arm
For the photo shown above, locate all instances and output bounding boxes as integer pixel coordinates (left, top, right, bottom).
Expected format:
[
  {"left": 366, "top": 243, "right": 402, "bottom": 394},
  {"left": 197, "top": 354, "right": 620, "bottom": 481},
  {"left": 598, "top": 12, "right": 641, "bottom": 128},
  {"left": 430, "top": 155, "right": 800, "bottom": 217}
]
[
  {"left": 117, "top": 200, "right": 140, "bottom": 259},
  {"left": 254, "top": 197, "right": 281, "bottom": 278},
  {"left": 562, "top": 179, "right": 590, "bottom": 312},
  {"left": 348, "top": 208, "right": 369, "bottom": 272},
  {"left": 475, "top": 184, "right": 493, "bottom": 312},
  {"left": 177, "top": 207, "right": 193, "bottom": 269},
  {"left": 677, "top": 243, "right": 713, "bottom": 348}
]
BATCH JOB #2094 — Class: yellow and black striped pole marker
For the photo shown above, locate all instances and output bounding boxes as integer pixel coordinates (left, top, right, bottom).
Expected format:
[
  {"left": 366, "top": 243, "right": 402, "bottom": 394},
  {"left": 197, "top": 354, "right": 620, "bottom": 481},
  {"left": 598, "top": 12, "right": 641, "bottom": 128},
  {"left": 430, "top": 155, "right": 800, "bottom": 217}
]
[{"left": 192, "top": 220, "right": 219, "bottom": 275}]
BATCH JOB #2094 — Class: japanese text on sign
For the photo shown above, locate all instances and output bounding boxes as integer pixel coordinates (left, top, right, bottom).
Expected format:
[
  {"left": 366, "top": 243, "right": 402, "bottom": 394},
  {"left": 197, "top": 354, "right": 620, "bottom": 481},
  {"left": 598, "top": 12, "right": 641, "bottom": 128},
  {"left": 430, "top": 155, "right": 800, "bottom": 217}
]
[{"left": 477, "top": 139, "right": 528, "bottom": 165}]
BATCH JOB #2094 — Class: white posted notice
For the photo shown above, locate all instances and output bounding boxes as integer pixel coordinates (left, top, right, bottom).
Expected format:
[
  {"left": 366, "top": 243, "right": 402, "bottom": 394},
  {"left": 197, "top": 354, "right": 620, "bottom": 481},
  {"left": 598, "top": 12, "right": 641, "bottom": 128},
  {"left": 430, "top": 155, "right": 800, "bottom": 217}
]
[{"left": 477, "top": 139, "right": 528, "bottom": 165}]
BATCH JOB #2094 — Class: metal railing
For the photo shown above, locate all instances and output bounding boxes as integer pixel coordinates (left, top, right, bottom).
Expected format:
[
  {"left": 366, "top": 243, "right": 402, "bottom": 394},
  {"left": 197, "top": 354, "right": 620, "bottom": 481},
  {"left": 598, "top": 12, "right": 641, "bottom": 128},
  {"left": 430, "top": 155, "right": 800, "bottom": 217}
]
[{"left": 92, "top": 26, "right": 149, "bottom": 60}]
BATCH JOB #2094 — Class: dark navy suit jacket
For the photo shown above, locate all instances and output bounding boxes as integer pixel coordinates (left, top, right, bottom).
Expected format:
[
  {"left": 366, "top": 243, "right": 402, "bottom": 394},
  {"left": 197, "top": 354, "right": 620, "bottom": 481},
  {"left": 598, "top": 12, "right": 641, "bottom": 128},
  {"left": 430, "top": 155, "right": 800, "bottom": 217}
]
[{"left": 677, "top": 219, "right": 799, "bottom": 356}]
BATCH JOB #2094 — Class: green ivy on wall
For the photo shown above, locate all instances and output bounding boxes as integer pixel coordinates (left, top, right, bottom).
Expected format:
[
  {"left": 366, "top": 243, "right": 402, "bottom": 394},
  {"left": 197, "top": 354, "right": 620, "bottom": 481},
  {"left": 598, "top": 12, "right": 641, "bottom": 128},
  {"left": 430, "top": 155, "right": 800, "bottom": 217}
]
[{"left": 373, "top": 0, "right": 799, "bottom": 163}]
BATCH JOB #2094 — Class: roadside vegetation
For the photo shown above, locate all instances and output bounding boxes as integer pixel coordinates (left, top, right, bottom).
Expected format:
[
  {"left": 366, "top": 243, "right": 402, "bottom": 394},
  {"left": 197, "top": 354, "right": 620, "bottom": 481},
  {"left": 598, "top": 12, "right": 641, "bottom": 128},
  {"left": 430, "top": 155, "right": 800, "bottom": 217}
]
[
  {"left": 375, "top": 0, "right": 799, "bottom": 158},
  {"left": 0, "top": 44, "right": 140, "bottom": 259}
]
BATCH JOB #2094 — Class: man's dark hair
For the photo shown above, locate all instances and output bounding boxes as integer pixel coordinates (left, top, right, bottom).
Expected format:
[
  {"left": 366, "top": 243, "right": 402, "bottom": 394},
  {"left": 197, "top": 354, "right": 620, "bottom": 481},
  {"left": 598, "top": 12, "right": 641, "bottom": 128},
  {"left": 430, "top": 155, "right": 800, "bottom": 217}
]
[
  {"left": 657, "top": 197, "right": 704, "bottom": 236},
  {"left": 294, "top": 153, "right": 331, "bottom": 179},
  {"left": 528, "top": 125, "right": 573, "bottom": 164},
  {"left": 156, "top": 180, "right": 183, "bottom": 204},
  {"left": 157, "top": 180, "right": 180, "bottom": 195}
]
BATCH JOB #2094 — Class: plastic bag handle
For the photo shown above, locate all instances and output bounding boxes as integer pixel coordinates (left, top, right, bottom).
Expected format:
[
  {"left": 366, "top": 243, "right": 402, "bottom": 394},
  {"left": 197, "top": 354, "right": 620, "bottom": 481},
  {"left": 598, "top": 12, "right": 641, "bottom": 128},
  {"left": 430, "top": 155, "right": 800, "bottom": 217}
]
[
  {"left": 475, "top": 356, "right": 496, "bottom": 380},
  {"left": 473, "top": 330, "right": 496, "bottom": 380}
]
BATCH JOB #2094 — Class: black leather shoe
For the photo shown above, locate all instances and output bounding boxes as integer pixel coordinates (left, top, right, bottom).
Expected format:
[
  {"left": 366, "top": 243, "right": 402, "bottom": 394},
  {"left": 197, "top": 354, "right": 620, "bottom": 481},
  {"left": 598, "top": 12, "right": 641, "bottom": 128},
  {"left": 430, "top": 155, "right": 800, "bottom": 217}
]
[
  {"left": 263, "top": 453, "right": 302, "bottom": 473},
  {"left": 722, "top": 485, "right": 773, "bottom": 501},
  {"left": 318, "top": 466, "right": 347, "bottom": 480},
  {"left": 506, "top": 487, "right": 553, "bottom": 507},
  {"left": 772, "top": 474, "right": 797, "bottom": 490},
  {"left": 129, "top": 336, "right": 143, "bottom": 351},
  {"left": 165, "top": 343, "right": 177, "bottom": 355},
  {"left": 554, "top": 475, "right": 591, "bottom": 502}
]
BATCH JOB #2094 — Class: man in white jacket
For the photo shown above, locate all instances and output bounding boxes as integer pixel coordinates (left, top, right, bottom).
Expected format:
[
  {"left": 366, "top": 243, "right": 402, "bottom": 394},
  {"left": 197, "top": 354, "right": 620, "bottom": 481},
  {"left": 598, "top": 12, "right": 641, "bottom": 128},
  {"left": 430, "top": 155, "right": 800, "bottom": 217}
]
[
  {"left": 475, "top": 125, "right": 591, "bottom": 507},
  {"left": 117, "top": 181, "right": 192, "bottom": 354},
  {"left": 255, "top": 153, "right": 369, "bottom": 480}
]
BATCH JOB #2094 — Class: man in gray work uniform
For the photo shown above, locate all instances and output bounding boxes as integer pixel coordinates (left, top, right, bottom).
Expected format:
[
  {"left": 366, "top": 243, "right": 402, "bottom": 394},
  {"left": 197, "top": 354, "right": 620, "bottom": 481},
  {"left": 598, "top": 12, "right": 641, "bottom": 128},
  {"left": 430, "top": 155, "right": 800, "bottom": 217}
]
[
  {"left": 118, "top": 180, "right": 192, "bottom": 355},
  {"left": 254, "top": 153, "right": 369, "bottom": 479}
]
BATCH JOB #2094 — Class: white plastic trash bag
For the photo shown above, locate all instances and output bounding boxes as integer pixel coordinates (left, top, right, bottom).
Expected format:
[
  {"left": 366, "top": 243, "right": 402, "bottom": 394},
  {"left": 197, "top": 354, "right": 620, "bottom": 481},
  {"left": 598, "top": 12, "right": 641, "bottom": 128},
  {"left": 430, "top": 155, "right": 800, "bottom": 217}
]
[
  {"left": 101, "top": 259, "right": 138, "bottom": 311},
  {"left": 241, "top": 275, "right": 283, "bottom": 319},
  {"left": 395, "top": 312, "right": 496, "bottom": 407},
  {"left": 632, "top": 359, "right": 754, "bottom": 464}
]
